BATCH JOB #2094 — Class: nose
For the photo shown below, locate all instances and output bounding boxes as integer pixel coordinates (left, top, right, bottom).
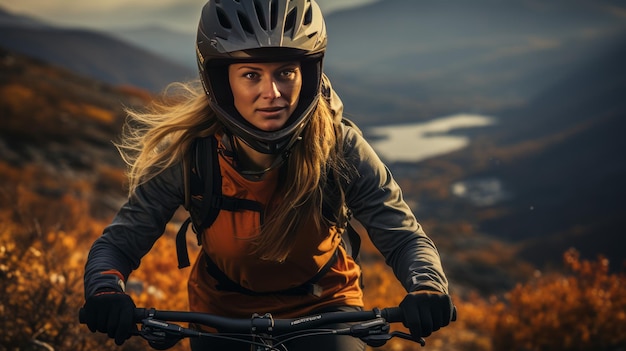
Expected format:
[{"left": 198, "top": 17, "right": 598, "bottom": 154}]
[{"left": 261, "top": 78, "right": 281, "bottom": 100}]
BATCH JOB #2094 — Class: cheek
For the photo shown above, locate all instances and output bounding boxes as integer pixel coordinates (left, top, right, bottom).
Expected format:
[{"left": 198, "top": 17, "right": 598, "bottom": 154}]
[
  {"left": 231, "top": 86, "right": 253, "bottom": 114},
  {"left": 289, "top": 80, "right": 303, "bottom": 105}
]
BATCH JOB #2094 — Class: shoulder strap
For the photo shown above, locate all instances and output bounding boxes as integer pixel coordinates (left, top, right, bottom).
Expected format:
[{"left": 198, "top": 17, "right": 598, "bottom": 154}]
[
  {"left": 176, "top": 135, "right": 266, "bottom": 269},
  {"left": 176, "top": 136, "right": 220, "bottom": 269},
  {"left": 190, "top": 136, "right": 221, "bottom": 230}
]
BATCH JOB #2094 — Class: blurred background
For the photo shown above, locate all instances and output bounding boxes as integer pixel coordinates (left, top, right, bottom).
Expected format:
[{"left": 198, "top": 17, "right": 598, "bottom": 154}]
[{"left": 1, "top": 1, "right": 625, "bottom": 350}]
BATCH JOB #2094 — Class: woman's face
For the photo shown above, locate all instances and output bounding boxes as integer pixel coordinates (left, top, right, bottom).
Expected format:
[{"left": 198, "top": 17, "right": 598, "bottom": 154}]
[{"left": 228, "top": 61, "right": 302, "bottom": 132}]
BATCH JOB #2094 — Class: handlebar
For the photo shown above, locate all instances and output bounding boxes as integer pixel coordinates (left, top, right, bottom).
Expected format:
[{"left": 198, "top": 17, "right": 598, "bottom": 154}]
[{"left": 79, "top": 306, "right": 456, "bottom": 349}]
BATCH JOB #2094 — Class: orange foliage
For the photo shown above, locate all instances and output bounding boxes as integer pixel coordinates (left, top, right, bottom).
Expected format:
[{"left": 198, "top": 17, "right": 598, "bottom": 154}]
[
  {"left": 0, "top": 163, "right": 118, "bottom": 350},
  {"left": 492, "top": 249, "right": 626, "bottom": 351},
  {"left": 115, "top": 85, "right": 154, "bottom": 103},
  {"left": 0, "top": 83, "right": 35, "bottom": 103},
  {"left": 3, "top": 156, "right": 626, "bottom": 351},
  {"left": 58, "top": 100, "right": 117, "bottom": 124}
]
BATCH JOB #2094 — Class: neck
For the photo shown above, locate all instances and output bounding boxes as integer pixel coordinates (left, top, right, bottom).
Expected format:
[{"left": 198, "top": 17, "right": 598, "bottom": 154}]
[{"left": 234, "top": 137, "right": 277, "bottom": 173}]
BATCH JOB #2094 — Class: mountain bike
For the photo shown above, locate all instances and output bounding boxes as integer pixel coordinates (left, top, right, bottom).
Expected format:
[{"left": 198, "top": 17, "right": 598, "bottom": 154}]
[{"left": 79, "top": 305, "right": 457, "bottom": 350}]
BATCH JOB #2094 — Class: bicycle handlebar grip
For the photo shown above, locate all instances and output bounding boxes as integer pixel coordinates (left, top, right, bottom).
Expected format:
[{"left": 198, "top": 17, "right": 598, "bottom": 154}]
[
  {"left": 382, "top": 307, "right": 405, "bottom": 323},
  {"left": 78, "top": 307, "right": 148, "bottom": 324},
  {"left": 134, "top": 308, "right": 148, "bottom": 322}
]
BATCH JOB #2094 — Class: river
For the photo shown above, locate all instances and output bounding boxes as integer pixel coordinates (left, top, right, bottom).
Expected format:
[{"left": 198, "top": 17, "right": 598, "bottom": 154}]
[{"left": 367, "top": 113, "right": 496, "bottom": 163}]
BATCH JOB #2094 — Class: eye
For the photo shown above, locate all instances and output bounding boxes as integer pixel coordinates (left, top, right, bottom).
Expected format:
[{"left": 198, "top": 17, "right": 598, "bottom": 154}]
[
  {"left": 243, "top": 71, "right": 260, "bottom": 80},
  {"left": 279, "top": 67, "right": 299, "bottom": 80}
]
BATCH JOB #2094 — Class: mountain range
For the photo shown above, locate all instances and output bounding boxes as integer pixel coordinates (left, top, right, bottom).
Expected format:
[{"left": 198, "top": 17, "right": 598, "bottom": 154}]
[
  {"left": 89, "top": 0, "right": 626, "bottom": 123},
  {"left": 0, "top": 7, "right": 195, "bottom": 93},
  {"left": 323, "top": 0, "right": 626, "bottom": 122},
  {"left": 1, "top": 1, "right": 626, "bottom": 293},
  {"left": 3, "top": 1, "right": 625, "bottom": 121}
]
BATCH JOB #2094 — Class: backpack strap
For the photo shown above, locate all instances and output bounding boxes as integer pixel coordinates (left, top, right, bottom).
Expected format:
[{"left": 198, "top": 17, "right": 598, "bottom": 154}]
[
  {"left": 176, "top": 136, "right": 267, "bottom": 269},
  {"left": 204, "top": 248, "right": 339, "bottom": 297},
  {"left": 176, "top": 136, "right": 220, "bottom": 269},
  {"left": 192, "top": 136, "right": 221, "bottom": 231},
  {"left": 175, "top": 217, "right": 193, "bottom": 269}
]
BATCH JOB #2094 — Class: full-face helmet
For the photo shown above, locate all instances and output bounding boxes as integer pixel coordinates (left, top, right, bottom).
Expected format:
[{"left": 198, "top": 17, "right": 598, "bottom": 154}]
[{"left": 196, "top": 0, "right": 327, "bottom": 154}]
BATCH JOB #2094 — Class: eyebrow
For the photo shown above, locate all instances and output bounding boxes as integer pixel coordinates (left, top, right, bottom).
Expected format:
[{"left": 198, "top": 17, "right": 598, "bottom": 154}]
[{"left": 234, "top": 62, "right": 300, "bottom": 71}]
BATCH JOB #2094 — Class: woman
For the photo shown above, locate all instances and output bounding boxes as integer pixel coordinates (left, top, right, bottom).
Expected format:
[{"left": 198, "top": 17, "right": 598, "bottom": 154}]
[{"left": 82, "top": 1, "right": 454, "bottom": 350}]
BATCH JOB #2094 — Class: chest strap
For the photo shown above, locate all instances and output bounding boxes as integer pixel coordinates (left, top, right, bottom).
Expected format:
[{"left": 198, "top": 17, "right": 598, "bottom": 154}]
[
  {"left": 176, "top": 194, "right": 265, "bottom": 269},
  {"left": 204, "top": 248, "right": 339, "bottom": 298}
]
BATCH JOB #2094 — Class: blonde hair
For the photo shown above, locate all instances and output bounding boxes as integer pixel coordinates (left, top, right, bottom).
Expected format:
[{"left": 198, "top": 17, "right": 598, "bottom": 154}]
[
  {"left": 118, "top": 81, "right": 346, "bottom": 262},
  {"left": 118, "top": 81, "right": 217, "bottom": 193}
]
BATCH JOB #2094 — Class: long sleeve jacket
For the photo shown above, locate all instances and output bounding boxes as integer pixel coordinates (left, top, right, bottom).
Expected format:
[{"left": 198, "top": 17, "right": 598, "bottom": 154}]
[{"left": 83, "top": 122, "right": 449, "bottom": 299}]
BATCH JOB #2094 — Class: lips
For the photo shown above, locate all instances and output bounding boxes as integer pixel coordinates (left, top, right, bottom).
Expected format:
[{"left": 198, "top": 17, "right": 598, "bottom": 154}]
[
  {"left": 256, "top": 106, "right": 288, "bottom": 119},
  {"left": 257, "top": 106, "right": 286, "bottom": 113}
]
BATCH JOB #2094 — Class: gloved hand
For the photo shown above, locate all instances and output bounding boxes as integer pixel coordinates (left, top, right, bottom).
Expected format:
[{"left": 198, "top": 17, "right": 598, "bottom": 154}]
[
  {"left": 399, "top": 291, "right": 454, "bottom": 339},
  {"left": 83, "top": 290, "right": 137, "bottom": 345}
]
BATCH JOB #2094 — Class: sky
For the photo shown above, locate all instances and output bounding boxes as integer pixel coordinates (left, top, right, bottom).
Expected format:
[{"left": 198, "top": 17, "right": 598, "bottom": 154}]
[{"left": 0, "top": 0, "right": 378, "bottom": 33}]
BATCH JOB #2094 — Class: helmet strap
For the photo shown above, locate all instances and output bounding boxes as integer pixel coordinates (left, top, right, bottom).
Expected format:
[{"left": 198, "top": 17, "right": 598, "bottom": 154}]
[{"left": 231, "top": 134, "right": 302, "bottom": 178}]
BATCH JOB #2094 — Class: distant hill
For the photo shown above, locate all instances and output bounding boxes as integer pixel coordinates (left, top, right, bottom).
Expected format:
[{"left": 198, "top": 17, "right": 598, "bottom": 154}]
[
  {"left": 99, "top": 0, "right": 626, "bottom": 123},
  {"left": 107, "top": 25, "right": 197, "bottom": 71},
  {"left": 0, "top": 8, "right": 195, "bottom": 92},
  {"left": 3, "top": 2, "right": 623, "bottom": 120}
]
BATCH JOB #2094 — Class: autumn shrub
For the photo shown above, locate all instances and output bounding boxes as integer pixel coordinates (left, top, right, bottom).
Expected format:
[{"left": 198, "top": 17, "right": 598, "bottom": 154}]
[
  {"left": 0, "top": 162, "right": 186, "bottom": 351},
  {"left": 357, "top": 259, "right": 498, "bottom": 351},
  {"left": 0, "top": 165, "right": 109, "bottom": 350},
  {"left": 492, "top": 248, "right": 626, "bottom": 351},
  {"left": 3, "top": 158, "right": 625, "bottom": 351}
]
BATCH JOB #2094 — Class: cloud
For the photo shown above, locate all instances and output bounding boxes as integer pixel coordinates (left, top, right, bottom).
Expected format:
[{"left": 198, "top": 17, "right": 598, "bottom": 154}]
[
  {"left": 0, "top": 0, "right": 203, "bottom": 31},
  {"left": 0, "top": 0, "right": 379, "bottom": 32}
]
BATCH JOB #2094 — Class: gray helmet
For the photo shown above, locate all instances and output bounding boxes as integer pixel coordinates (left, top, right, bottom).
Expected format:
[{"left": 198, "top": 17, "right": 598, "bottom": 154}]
[{"left": 196, "top": 0, "right": 327, "bottom": 155}]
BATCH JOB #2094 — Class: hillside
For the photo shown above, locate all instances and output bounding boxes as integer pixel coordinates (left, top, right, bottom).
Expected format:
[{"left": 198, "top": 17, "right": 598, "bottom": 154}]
[
  {"left": 484, "top": 39, "right": 626, "bottom": 268},
  {"left": 415, "top": 34, "right": 626, "bottom": 272},
  {"left": 0, "top": 48, "right": 147, "bottom": 214}
]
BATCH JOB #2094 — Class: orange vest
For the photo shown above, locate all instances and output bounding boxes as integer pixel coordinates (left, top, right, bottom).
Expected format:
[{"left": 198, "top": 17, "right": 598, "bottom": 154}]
[{"left": 187, "top": 146, "right": 363, "bottom": 318}]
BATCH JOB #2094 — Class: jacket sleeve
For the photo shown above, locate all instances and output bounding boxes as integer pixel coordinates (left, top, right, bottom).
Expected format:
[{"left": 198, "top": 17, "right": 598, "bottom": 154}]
[
  {"left": 342, "top": 126, "right": 449, "bottom": 294},
  {"left": 83, "top": 161, "right": 185, "bottom": 298}
]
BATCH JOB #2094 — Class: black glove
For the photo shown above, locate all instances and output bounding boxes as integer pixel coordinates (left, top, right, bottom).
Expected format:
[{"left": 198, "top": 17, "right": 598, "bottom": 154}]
[
  {"left": 399, "top": 291, "right": 453, "bottom": 339},
  {"left": 83, "top": 290, "right": 137, "bottom": 345}
]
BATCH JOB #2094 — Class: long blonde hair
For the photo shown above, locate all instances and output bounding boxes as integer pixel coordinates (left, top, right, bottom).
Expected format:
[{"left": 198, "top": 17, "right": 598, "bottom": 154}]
[{"left": 118, "top": 81, "right": 345, "bottom": 262}]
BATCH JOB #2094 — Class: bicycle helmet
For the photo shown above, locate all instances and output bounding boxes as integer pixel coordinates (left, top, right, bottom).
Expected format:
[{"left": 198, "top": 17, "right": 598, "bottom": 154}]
[{"left": 196, "top": 0, "right": 327, "bottom": 155}]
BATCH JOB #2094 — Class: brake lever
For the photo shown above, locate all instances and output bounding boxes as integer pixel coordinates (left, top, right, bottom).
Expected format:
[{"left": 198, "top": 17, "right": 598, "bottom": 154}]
[
  {"left": 391, "top": 331, "right": 426, "bottom": 346},
  {"left": 140, "top": 319, "right": 201, "bottom": 350},
  {"left": 355, "top": 324, "right": 426, "bottom": 348},
  {"left": 360, "top": 333, "right": 392, "bottom": 347}
]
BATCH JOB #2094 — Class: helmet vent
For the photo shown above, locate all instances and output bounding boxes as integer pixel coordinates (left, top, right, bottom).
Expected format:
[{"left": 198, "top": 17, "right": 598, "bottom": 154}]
[
  {"left": 253, "top": 0, "right": 267, "bottom": 30},
  {"left": 269, "top": 0, "right": 279, "bottom": 29},
  {"left": 252, "top": 0, "right": 279, "bottom": 31},
  {"left": 284, "top": 9, "right": 296, "bottom": 33},
  {"left": 216, "top": 7, "right": 232, "bottom": 29},
  {"left": 237, "top": 11, "right": 255, "bottom": 35},
  {"left": 303, "top": 4, "right": 312, "bottom": 26}
]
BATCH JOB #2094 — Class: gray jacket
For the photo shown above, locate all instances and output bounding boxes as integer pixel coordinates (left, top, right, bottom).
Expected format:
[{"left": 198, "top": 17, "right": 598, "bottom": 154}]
[{"left": 83, "top": 122, "right": 449, "bottom": 298}]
